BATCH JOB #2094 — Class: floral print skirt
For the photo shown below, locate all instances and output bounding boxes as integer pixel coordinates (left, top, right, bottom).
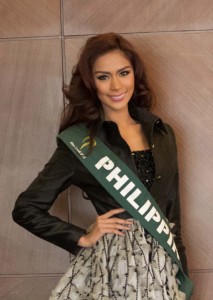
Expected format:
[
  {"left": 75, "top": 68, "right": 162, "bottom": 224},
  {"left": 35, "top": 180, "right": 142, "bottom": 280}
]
[{"left": 49, "top": 219, "right": 186, "bottom": 300}]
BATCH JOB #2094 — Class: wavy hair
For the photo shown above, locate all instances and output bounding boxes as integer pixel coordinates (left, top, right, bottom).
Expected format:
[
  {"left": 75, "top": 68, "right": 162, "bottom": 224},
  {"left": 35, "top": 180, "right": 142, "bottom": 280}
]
[{"left": 60, "top": 33, "right": 154, "bottom": 147}]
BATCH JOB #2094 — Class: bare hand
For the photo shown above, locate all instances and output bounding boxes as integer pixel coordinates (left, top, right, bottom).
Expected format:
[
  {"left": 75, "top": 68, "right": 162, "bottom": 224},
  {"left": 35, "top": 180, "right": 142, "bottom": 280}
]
[{"left": 77, "top": 208, "right": 133, "bottom": 247}]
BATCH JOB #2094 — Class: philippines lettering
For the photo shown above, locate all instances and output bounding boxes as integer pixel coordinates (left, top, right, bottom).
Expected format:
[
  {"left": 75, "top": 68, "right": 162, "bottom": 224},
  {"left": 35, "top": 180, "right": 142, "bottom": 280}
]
[{"left": 95, "top": 156, "right": 180, "bottom": 260}]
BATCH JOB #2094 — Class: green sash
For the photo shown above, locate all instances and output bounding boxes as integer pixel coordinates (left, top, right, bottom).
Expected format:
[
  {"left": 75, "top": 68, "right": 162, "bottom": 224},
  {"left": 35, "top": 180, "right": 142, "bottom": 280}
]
[{"left": 58, "top": 123, "right": 194, "bottom": 299}]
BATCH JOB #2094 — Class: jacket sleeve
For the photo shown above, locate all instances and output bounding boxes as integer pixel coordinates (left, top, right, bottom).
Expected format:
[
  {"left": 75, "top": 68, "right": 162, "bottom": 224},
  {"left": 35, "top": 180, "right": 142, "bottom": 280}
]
[
  {"left": 12, "top": 139, "right": 86, "bottom": 255},
  {"left": 166, "top": 125, "right": 189, "bottom": 275}
]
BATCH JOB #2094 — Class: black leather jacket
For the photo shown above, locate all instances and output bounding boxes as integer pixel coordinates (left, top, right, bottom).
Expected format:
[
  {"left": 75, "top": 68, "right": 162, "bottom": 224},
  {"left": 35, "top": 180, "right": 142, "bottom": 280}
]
[{"left": 12, "top": 105, "right": 188, "bottom": 274}]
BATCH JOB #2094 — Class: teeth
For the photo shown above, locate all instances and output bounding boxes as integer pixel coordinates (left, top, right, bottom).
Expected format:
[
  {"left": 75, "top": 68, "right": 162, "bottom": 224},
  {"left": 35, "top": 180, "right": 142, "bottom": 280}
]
[{"left": 111, "top": 93, "right": 125, "bottom": 101}]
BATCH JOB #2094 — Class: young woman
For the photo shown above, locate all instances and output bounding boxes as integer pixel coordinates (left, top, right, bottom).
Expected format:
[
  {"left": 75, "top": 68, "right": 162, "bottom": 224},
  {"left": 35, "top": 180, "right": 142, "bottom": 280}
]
[{"left": 12, "top": 33, "right": 189, "bottom": 299}]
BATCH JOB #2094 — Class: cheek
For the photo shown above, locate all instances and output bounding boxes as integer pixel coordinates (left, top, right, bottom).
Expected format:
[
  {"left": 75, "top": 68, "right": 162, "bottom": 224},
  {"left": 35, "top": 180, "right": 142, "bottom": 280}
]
[
  {"left": 127, "top": 76, "right": 135, "bottom": 90},
  {"left": 95, "top": 82, "right": 107, "bottom": 96},
  {"left": 131, "top": 74, "right": 135, "bottom": 85},
  {"left": 124, "top": 72, "right": 134, "bottom": 84}
]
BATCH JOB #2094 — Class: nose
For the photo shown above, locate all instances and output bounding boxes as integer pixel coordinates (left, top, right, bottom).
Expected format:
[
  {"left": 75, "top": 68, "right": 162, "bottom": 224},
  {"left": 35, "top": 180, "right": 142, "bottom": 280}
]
[{"left": 110, "top": 76, "right": 122, "bottom": 90}]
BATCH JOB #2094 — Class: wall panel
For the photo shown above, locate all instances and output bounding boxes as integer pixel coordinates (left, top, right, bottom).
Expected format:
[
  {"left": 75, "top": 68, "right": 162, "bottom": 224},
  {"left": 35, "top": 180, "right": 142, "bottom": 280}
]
[
  {"left": 0, "top": 0, "right": 60, "bottom": 38},
  {"left": 0, "top": 276, "right": 61, "bottom": 300},
  {"left": 190, "top": 272, "right": 213, "bottom": 300},
  {"left": 0, "top": 39, "right": 69, "bottom": 274},
  {"left": 63, "top": 0, "right": 213, "bottom": 35}
]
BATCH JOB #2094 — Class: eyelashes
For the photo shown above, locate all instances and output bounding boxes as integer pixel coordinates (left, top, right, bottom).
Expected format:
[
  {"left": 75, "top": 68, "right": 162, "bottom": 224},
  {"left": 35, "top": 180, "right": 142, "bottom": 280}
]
[
  {"left": 96, "top": 70, "right": 131, "bottom": 81},
  {"left": 97, "top": 75, "right": 109, "bottom": 81},
  {"left": 120, "top": 70, "right": 130, "bottom": 76}
]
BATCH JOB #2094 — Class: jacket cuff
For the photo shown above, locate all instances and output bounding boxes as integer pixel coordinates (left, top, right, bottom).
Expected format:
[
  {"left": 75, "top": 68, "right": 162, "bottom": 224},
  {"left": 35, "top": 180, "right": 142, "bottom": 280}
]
[{"left": 70, "top": 243, "right": 84, "bottom": 256}]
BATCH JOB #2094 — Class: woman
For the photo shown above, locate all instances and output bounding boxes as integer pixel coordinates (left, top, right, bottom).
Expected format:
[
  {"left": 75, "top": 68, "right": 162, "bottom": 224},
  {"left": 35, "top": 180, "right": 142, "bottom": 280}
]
[{"left": 12, "top": 33, "right": 189, "bottom": 299}]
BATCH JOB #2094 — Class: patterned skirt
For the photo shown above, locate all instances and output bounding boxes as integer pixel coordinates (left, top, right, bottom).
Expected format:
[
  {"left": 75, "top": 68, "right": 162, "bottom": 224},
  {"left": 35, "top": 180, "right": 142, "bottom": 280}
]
[{"left": 49, "top": 219, "right": 186, "bottom": 300}]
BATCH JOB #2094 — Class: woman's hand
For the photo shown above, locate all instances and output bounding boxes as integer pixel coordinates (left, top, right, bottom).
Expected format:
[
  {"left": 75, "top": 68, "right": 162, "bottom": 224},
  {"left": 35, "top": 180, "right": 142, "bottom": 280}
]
[{"left": 77, "top": 208, "right": 133, "bottom": 247}]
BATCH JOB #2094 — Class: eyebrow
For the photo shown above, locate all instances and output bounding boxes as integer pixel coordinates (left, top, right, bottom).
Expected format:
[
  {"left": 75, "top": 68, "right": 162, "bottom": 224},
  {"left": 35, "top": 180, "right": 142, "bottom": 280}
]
[{"left": 93, "top": 66, "right": 132, "bottom": 75}]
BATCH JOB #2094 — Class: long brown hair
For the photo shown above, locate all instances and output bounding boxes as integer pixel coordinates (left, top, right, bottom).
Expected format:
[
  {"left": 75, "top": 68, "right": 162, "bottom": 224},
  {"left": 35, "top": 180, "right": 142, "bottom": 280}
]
[{"left": 60, "top": 33, "right": 154, "bottom": 147}]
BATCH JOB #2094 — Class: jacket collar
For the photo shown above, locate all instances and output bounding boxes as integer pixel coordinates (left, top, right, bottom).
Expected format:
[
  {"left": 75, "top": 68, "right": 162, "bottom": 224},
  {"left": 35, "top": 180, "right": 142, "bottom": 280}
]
[
  {"left": 96, "top": 103, "right": 167, "bottom": 135},
  {"left": 95, "top": 103, "right": 167, "bottom": 149},
  {"left": 128, "top": 103, "right": 167, "bottom": 135}
]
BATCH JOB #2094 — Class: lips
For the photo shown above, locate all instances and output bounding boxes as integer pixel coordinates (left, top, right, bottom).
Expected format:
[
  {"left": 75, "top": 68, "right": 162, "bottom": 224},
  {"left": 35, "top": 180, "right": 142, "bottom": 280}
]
[{"left": 109, "top": 92, "right": 126, "bottom": 102}]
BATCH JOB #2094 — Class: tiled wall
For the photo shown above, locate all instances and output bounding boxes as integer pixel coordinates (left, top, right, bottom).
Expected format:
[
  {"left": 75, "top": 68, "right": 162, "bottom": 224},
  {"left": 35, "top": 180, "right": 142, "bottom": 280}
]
[{"left": 0, "top": 1, "right": 212, "bottom": 299}]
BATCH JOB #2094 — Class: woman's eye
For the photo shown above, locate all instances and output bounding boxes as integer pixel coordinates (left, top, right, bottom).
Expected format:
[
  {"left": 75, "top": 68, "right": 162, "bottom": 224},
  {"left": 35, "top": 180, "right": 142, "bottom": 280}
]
[
  {"left": 120, "top": 70, "right": 130, "bottom": 76},
  {"left": 97, "top": 75, "right": 108, "bottom": 80}
]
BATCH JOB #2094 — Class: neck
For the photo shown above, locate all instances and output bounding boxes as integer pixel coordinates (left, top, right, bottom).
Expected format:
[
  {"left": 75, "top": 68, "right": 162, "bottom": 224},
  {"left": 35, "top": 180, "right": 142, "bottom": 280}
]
[{"left": 102, "top": 107, "right": 137, "bottom": 128}]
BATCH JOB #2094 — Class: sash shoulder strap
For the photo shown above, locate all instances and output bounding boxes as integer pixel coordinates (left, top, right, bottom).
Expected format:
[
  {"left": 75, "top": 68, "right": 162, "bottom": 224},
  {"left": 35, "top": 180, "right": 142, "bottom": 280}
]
[{"left": 58, "top": 123, "right": 194, "bottom": 299}]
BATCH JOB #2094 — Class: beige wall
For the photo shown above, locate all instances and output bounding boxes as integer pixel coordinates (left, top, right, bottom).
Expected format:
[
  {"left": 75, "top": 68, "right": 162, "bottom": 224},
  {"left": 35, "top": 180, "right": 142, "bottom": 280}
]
[{"left": 0, "top": 1, "right": 212, "bottom": 299}]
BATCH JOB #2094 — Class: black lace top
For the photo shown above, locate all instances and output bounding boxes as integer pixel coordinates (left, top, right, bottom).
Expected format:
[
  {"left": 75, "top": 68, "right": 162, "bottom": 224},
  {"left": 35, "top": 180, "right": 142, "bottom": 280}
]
[{"left": 131, "top": 149, "right": 155, "bottom": 191}]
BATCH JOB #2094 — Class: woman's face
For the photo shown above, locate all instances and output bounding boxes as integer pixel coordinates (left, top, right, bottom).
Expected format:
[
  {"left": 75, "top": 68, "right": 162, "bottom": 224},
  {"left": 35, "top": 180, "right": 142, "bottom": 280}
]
[{"left": 92, "top": 50, "right": 135, "bottom": 117}]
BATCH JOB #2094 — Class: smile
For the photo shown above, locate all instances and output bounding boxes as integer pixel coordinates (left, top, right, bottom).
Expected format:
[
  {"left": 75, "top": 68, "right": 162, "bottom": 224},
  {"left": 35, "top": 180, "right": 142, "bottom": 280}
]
[{"left": 109, "top": 92, "right": 126, "bottom": 102}]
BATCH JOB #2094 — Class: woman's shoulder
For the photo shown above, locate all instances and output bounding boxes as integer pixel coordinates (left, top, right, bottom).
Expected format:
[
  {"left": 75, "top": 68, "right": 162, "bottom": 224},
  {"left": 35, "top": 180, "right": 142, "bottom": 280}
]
[
  {"left": 46, "top": 137, "right": 74, "bottom": 168},
  {"left": 162, "top": 123, "right": 177, "bottom": 141},
  {"left": 56, "top": 122, "right": 89, "bottom": 160},
  {"left": 163, "top": 122, "right": 175, "bottom": 135},
  {"left": 162, "top": 123, "right": 178, "bottom": 155}
]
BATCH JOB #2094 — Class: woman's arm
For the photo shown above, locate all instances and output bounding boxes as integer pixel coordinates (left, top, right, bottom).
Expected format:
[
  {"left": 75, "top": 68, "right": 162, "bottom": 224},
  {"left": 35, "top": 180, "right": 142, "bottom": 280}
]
[
  {"left": 166, "top": 169, "right": 189, "bottom": 275},
  {"left": 12, "top": 139, "right": 86, "bottom": 255},
  {"left": 166, "top": 125, "right": 189, "bottom": 275}
]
